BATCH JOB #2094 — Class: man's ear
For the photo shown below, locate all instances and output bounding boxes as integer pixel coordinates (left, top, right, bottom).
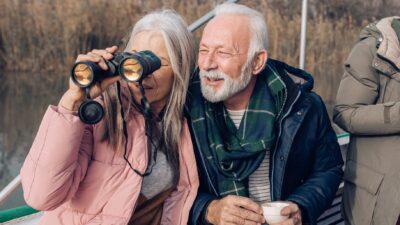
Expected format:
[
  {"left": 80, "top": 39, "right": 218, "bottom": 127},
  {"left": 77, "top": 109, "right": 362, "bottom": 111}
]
[{"left": 252, "top": 50, "right": 268, "bottom": 75}]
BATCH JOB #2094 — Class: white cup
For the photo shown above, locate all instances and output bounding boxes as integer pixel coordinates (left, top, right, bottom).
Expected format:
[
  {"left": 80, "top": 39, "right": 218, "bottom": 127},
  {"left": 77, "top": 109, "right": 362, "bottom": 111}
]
[{"left": 261, "top": 202, "right": 290, "bottom": 224}]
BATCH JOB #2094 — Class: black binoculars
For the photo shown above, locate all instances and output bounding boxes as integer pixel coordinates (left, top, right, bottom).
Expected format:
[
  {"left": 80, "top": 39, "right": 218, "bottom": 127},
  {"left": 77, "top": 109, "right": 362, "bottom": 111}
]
[
  {"left": 71, "top": 50, "right": 162, "bottom": 88},
  {"left": 70, "top": 50, "right": 162, "bottom": 124}
]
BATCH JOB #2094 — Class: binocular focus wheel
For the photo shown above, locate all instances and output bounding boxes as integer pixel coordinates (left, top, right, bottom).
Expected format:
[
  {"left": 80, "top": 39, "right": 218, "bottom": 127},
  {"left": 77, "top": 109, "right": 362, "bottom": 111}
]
[{"left": 78, "top": 100, "right": 104, "bottom": 124}]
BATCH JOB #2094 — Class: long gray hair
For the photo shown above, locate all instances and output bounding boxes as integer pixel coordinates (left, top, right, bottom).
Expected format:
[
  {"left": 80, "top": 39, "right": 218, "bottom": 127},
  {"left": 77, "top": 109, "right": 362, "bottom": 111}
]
[{"left": 102, "top": 10, "right": 195, "bottom": 183}]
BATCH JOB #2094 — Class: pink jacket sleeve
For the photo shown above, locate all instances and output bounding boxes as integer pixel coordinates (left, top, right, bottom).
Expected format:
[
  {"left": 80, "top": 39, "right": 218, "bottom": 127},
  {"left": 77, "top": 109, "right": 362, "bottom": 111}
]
[{"left": 20, "top": 105, "right": 93, "bottom": 210}]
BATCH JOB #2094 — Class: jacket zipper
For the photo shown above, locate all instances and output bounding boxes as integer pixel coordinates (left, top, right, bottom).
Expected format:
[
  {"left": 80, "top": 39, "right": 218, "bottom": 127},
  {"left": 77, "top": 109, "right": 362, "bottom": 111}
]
[{"left": 271, "top": 91, "right": 301, "bottom": 201}]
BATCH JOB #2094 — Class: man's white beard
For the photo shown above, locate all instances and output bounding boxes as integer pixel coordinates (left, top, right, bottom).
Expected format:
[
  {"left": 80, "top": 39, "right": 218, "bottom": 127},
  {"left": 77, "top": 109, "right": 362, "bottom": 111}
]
[{"left": 199, "top": 61, "right": 253, "bottom": 103}]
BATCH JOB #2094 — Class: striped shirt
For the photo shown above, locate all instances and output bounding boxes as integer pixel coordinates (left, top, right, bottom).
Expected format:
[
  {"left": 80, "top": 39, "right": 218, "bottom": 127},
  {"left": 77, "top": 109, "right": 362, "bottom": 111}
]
[{"left": 226, "top": 108, "right": 271, "bottom": 203}]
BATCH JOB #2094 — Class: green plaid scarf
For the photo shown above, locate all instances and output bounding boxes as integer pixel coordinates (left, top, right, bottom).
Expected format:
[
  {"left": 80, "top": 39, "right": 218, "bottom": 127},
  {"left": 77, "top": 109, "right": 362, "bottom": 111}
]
[{"left": 190, "top": 62, "right": 287, "bottom": 197}]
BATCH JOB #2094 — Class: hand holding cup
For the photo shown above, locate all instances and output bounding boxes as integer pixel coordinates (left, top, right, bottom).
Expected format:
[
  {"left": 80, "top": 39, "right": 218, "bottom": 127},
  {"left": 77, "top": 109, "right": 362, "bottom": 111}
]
[{"left": 261, "top": 201, "right": 302, "bottom": 225}]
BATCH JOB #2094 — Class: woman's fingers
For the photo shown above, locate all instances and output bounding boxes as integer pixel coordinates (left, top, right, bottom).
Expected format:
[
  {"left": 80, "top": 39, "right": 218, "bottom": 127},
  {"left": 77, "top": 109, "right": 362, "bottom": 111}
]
[
  {"left": 105, "top": 46, "right": 118, "bottom": 54},
  {"left": 75, "top": 53, "right": 100, "bottom": 63},
  {"left": 68, "top": 46, "right": 121, "bottom": 102},
  {"left": 91, "top": 49, "right": 114, "bottom": 60},
  {"left": 87, "top": 52, "right": 108, "bottom": 70},
  {"left": 75, "top": 46, "right": 119, "bottom": 70}
]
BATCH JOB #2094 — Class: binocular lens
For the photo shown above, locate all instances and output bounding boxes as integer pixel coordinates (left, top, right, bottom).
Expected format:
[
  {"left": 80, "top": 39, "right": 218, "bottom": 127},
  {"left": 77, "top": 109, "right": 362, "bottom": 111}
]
[
  {"left": 73, "top": 63, "right": 93, "bottom": 87},
  {"left": 121, "top": 58, "right": 143, "bottom": 82},
  {"left": 79, "top": 100, "right": 104, "bottom": 124}
]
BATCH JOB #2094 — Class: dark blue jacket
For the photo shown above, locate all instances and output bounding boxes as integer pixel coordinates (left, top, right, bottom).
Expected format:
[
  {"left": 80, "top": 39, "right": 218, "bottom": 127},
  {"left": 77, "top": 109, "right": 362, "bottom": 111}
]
[{"left": 187, "top": 59, "right": 344, "bottom": 225}]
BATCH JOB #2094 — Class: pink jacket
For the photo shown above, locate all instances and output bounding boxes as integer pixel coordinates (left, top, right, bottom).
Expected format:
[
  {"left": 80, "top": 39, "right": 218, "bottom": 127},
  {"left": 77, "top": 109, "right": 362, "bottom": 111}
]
[{"left": 20, "top": 92, "right": 199, "bottom": 225}]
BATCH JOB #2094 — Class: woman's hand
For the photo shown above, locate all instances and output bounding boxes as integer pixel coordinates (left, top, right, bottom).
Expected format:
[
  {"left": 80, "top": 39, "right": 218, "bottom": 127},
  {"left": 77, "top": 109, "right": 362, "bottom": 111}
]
[{"left": 60, "top": 46, "right": 121, "bottom": 111}]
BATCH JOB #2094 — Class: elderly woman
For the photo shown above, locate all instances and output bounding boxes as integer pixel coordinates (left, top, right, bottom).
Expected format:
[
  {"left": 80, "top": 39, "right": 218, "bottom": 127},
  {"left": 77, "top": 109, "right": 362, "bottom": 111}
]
[{"left": 20, "top": 10, "right": 198, "bottom": 225}]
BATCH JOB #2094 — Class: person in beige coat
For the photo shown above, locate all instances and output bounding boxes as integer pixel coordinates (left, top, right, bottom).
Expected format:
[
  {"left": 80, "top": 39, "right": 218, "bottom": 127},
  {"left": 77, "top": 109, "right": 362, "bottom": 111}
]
[{"left": 334, "top": 16, "right": 400, "bottom": 225}]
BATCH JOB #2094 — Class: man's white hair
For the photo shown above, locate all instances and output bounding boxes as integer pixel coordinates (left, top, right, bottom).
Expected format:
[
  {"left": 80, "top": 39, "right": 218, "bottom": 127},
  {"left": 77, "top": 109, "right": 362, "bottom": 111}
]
[{"left": 214, "top": 3, "right": 268, "bottom": 63}]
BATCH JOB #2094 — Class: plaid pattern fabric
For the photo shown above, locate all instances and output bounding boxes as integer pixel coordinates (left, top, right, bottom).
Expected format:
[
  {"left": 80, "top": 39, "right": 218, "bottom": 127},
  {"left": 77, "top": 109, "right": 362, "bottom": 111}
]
[{"left": 190, "top": 62, "right": 287, "bottom": 197}]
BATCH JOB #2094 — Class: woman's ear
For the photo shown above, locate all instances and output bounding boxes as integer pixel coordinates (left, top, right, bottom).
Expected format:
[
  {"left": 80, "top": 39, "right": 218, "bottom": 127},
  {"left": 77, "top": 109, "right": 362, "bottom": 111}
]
[{"left": 252, "top": 50, "right": 268, "bottom": 75}]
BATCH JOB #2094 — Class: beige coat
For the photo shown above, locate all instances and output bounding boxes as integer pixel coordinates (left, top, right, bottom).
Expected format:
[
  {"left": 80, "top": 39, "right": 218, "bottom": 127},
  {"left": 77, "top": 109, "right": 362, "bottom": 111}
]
[{"left": 334, "top": 17, "right": 400, "bottom": 225}]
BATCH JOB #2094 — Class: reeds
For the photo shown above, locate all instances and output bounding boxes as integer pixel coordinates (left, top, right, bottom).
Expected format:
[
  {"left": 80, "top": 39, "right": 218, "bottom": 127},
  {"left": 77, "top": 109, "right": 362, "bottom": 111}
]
[{"left": 0, "top": 0, "right": 378, "bottom": 104}]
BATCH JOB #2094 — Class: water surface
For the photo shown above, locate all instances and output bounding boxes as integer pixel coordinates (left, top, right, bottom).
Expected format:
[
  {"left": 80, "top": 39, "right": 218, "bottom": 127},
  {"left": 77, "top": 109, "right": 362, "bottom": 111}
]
[{"left": 0, "top": 72, "right": 67, "bottom": 208}]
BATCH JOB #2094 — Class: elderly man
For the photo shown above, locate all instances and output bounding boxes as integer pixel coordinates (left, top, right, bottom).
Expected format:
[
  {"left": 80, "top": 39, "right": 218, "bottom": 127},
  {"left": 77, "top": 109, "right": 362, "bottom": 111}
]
[{"left": 187, "top": 3, "right": 343, "bottom": 225}]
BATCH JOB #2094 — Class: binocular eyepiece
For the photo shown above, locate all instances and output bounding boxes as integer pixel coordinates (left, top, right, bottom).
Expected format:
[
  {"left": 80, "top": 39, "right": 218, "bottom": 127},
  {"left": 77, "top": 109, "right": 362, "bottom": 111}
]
[
  {"left": 70, "top": 50, "right": 162, "bottom": 124},
  {"left": 71, "top": 50, "right": 162, "bottom": 88}
]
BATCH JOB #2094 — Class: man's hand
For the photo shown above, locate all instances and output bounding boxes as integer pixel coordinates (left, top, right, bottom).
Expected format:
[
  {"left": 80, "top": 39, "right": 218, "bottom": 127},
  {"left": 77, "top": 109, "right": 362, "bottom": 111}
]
[
  {"left": 271, "top": 202, "right": 302, "bottom": 225},
  {"left": 205, "top": 195, "right": 265, "bottom": 225}
]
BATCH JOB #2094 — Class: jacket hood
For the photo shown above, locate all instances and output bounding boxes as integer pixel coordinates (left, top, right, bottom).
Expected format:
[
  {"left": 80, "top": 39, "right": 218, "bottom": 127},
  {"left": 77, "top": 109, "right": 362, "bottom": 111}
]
[
  {"left": 265, "top": 59, "right": 314, "bottom": 120},
  {"left": 360, "top": 16, "right": 400, "bottom": 70},
  {"left": 267, "top": 59, "right": 314, "bottom": 92}
]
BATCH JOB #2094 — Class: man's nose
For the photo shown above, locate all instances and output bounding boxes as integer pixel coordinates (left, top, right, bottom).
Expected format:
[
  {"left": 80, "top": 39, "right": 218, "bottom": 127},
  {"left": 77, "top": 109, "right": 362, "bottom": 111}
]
[{"left": 199, "top": 52, "right": 217, "bottom": 71}]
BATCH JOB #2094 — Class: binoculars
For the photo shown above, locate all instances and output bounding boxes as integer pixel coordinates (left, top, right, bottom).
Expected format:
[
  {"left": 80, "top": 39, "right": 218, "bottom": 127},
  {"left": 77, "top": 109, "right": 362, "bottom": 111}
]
[
  {"left": 70, "top": 50, "right": 162, "bottom": 124},
  {"left": 71, "top": 50, "right": 162, "bottom": 87}
]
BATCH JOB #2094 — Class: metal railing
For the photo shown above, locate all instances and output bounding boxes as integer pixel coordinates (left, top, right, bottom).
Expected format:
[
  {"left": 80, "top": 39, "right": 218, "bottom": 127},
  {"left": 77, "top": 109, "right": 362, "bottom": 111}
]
[{"left": 0, "top": 175, "right": 21, "bottom": 205}]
